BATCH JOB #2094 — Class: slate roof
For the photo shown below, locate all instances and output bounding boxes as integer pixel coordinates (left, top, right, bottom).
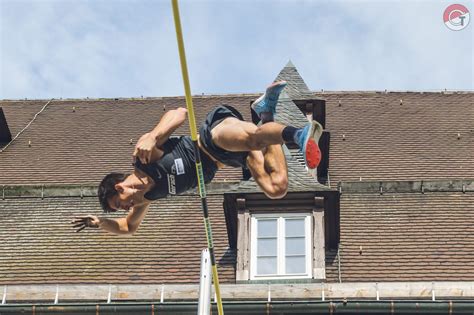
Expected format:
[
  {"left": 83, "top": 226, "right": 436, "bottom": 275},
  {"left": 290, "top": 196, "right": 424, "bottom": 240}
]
[
  {"left": 318, "top": 90, "right": 474, "bottom": 183},
  {"left": 0, "top": 62, "right": 473, "bottom": 286},
  {"left": 0, "top": 100, "right": 49, "bottom": 137},
  {"left": 0, "top": 194, "right": 234, "bottom": 284},
  {"left": 0, "top": 63, "right": 327, "bottom": 285},
  {"left": 0, "top": 95, "right": 258, "bottom": 185},
  {"left": 0, "top": 75, "right": 324, "bottom": 192},
  {"left": 326, "top": 190, "right": 474, "bottom": 282},
  {"left": 275, "top": 61, "right": 314, "bottom": 100},
  {"left": 2, "top": 183, "right": 471, "bottom": 284}
]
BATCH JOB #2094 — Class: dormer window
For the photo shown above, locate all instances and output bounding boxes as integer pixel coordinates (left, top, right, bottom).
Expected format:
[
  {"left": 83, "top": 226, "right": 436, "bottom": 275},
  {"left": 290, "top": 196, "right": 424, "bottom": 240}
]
[
  {"left": 228, "top": 194, "right": 335, "bottom": 282},
  {"left": 250, "top": 213, "right": 312, "bottom": 280}
]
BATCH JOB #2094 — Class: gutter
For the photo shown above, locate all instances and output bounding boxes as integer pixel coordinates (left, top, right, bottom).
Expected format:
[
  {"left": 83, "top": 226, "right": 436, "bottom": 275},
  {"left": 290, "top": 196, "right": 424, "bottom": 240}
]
[{"left": 1, "top": 301, "right": 473, "bottom": 314}]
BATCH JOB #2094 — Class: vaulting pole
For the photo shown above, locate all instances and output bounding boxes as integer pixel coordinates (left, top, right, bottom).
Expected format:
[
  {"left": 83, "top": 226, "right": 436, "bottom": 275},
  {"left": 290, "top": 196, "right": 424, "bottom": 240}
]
[{"left": 171, "top": 1, "right": 224, "bottom": 314}]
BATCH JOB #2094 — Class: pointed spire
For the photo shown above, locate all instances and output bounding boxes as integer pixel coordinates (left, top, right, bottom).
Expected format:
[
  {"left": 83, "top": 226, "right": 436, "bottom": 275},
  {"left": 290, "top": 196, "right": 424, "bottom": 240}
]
[
  {"left": 285, "top": 59, "right": 295, "bottom": 68},
  {"left": 275, "top": 60, "right": 312, "bottom": 99}
]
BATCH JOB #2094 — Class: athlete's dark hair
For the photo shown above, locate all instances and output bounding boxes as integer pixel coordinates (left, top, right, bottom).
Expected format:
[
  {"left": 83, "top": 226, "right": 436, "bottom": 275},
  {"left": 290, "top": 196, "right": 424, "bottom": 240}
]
[{"left": 98, "top": 172, "right": 130, "bottom": 213}]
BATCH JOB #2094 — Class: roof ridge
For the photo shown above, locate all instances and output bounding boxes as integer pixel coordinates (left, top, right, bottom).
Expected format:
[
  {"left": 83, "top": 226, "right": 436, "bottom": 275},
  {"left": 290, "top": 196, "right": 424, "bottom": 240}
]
[
  {"left": 312, "top": 90, "right": 474, "bottom": 94},
  {"left": 3, "top": 90, "right": 473, "bottom": 103},
  {"left": 0, "top": 93, "right": 261, "bottom": 103}
]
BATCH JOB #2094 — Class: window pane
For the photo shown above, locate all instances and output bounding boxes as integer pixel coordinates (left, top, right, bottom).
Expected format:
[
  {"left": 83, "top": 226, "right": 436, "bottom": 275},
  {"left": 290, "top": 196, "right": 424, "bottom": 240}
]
[
  {"left": 257, "top": 238, "right": 277, "bottom": 256},
  {"left": 257, "top": 257, "right": 277, "bottom": 275},
  {"left": 285, "top": 237, "right": 305, "bottom": 255},
  {"left": 286, "top": 256, "right": 306, "bottom": 274},
  {"left": 285, "top": 218, "right": 305, "bottom": 237},
  {"left": 258, "top": 219, "right": 277, "bottom": 237}
]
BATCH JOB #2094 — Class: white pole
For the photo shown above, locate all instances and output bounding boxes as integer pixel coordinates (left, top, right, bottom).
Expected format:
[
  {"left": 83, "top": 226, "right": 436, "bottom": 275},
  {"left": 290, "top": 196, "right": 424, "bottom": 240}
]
[
  {"left": 197, "top": 249, "right": 212, "bottom": 315},
  {"left": 2, "top": 285, "right": 6, "bottom": 304},
  {"left": 54, "top": 285, "right": 59, "bottom": 304}
]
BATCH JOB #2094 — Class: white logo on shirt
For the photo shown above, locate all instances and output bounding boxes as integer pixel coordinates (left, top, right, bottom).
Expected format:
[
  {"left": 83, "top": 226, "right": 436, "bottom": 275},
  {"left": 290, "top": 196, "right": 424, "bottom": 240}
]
[
  {"left": 168, "top": 174, "right": 176, "bottom": 195},
  {"left": 174, "top": 158, "right": 185, "bottom": 175}
]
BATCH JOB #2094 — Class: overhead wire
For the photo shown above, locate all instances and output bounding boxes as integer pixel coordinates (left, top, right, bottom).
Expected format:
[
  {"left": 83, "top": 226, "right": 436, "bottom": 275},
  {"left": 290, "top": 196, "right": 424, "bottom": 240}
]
[{"left": 0, "top": 99, "right": 53, "bottom": 152}]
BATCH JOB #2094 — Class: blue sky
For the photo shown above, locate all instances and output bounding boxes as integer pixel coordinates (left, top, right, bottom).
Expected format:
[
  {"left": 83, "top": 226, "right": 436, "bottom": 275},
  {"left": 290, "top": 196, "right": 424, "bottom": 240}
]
[{"left": 0, "top": 0, "right": 472, "bottom": 99}]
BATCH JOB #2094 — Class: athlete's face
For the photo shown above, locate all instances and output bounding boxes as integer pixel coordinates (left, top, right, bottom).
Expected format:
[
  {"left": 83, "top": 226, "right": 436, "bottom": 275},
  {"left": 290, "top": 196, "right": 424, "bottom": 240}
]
[{"left": 107, "top": 184, "right": 135, "bottom": 212}]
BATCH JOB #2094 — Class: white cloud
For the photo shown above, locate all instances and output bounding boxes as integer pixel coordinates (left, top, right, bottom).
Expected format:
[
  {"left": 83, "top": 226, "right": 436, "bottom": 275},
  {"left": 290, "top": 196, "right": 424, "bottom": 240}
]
[
  {"left": 269, "top": 0, "right": 473, "bottom": 91},
  {"left": 0, "top": 0, "right": 184, "bottom": 99},
  {"left": 1, "top": 0, "right": 472, "bottom": 99}
]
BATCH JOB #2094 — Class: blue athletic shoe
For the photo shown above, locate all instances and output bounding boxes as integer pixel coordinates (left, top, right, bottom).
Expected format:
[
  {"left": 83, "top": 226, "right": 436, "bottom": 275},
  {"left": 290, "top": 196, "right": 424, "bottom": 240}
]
[
  {"left": 251, "top": 81, "right": 287, "bottom": 119},
  {"left": 296, "top": 121, "right": 323, "bottom": 169}
]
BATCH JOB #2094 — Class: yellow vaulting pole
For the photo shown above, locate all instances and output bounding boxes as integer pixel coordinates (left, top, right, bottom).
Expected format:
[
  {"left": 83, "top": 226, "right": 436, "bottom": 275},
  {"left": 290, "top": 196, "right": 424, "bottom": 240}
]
[{"left": 171, "top": 1, "right": 224, "bottom": 314}]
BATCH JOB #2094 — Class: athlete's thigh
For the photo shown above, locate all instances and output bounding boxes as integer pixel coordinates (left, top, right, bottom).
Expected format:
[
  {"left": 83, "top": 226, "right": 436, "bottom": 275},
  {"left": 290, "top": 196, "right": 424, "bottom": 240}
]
[
  {"left": 211, "top": 117, "right": 257, "bottom": 152},
  {"left": 246, "top": 150, "right": 287, "bottom": 199}
]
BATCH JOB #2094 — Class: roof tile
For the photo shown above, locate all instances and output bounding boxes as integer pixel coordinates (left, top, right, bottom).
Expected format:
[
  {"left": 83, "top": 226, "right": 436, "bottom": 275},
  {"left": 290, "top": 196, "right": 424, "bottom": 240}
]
[
  {"left": 324, "top": 192, "right": 474, "bottom": 282},
  {"left": 0, "top": 194, "right": 234, "bottom": 284}
]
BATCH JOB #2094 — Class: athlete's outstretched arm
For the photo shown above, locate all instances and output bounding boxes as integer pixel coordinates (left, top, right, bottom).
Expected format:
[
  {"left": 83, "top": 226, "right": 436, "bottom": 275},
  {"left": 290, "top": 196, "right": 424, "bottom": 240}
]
[
  {"left": 72, "top": 204, "right": 150, "bottom": 235},
  {"left": 134, "top": 107, "right": 188, "bottom": 164}
]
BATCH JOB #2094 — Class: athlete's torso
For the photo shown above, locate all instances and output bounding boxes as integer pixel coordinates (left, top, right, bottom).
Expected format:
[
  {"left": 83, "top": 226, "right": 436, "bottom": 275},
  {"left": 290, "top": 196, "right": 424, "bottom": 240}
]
[{"left": 134, "top": 136, "right": 218, "bottom": 200}]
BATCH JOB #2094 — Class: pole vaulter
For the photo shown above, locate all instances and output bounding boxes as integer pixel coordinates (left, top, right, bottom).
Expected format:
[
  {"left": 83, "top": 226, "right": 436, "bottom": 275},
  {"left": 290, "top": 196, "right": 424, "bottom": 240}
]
[{"left": 72, "top": 3, "right": 323, "bottom": 315}]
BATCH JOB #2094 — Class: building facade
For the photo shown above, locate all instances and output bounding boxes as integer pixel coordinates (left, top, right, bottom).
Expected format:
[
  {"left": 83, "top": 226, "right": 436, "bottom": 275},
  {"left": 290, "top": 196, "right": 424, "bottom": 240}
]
[{"left": 0, "top": 63, "right": 473, "bottom": 314}]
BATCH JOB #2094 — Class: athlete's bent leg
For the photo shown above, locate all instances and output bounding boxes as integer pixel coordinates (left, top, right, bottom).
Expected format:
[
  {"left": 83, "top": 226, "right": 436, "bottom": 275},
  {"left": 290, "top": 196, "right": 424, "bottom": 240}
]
[
  {"left": 211, "top": 118, "right": 288, "bottom": 198},
  {"left": 246, "top": 148, "right": 288, "bottom": 199},
  {"left": 211, "top": 117, "right": 286, "bottom": 151},
  {"left": 211, "top": 115, "right": 322, "bottom": 171}
]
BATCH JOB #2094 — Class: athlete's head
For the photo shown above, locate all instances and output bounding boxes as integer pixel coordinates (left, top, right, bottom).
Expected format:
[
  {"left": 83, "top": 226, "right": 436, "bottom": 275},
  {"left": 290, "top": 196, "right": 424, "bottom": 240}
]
[{"left": 98, "top": 172, "right": 133, "bottom": 213}]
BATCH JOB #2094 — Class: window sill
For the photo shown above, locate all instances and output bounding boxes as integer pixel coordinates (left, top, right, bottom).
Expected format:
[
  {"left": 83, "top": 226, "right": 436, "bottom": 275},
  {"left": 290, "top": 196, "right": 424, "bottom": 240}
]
[{"left": 237, "top": 278, "right": 322, "bottom": 285}]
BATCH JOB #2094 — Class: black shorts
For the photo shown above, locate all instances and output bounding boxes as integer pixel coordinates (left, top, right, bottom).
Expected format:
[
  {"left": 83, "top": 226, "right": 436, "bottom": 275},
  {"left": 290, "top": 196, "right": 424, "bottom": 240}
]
[{"left": 199, "top": 105, "right": 249, "bottom": 168}]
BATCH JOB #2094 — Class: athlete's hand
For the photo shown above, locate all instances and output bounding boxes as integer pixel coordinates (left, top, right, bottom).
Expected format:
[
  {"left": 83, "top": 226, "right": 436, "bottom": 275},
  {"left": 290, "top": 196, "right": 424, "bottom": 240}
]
[
  {"left": 134, "top": 132, "right": 157, "bottom": 164},
  {"left": 71, "top": 215, "right": 100, "bottom": 232}
]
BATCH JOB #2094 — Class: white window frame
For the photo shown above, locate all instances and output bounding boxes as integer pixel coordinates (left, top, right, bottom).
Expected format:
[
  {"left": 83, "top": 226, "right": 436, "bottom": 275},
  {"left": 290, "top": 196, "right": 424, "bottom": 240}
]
[{"left": 250, "top": 213, "right": 312, "bottom": 280}]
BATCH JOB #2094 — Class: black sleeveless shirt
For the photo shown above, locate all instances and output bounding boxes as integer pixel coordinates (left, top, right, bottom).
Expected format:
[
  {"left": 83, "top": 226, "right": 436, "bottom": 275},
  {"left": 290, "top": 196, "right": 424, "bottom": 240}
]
[{"left": 134, "top": 136, "right": 218, "bottom": 200}]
